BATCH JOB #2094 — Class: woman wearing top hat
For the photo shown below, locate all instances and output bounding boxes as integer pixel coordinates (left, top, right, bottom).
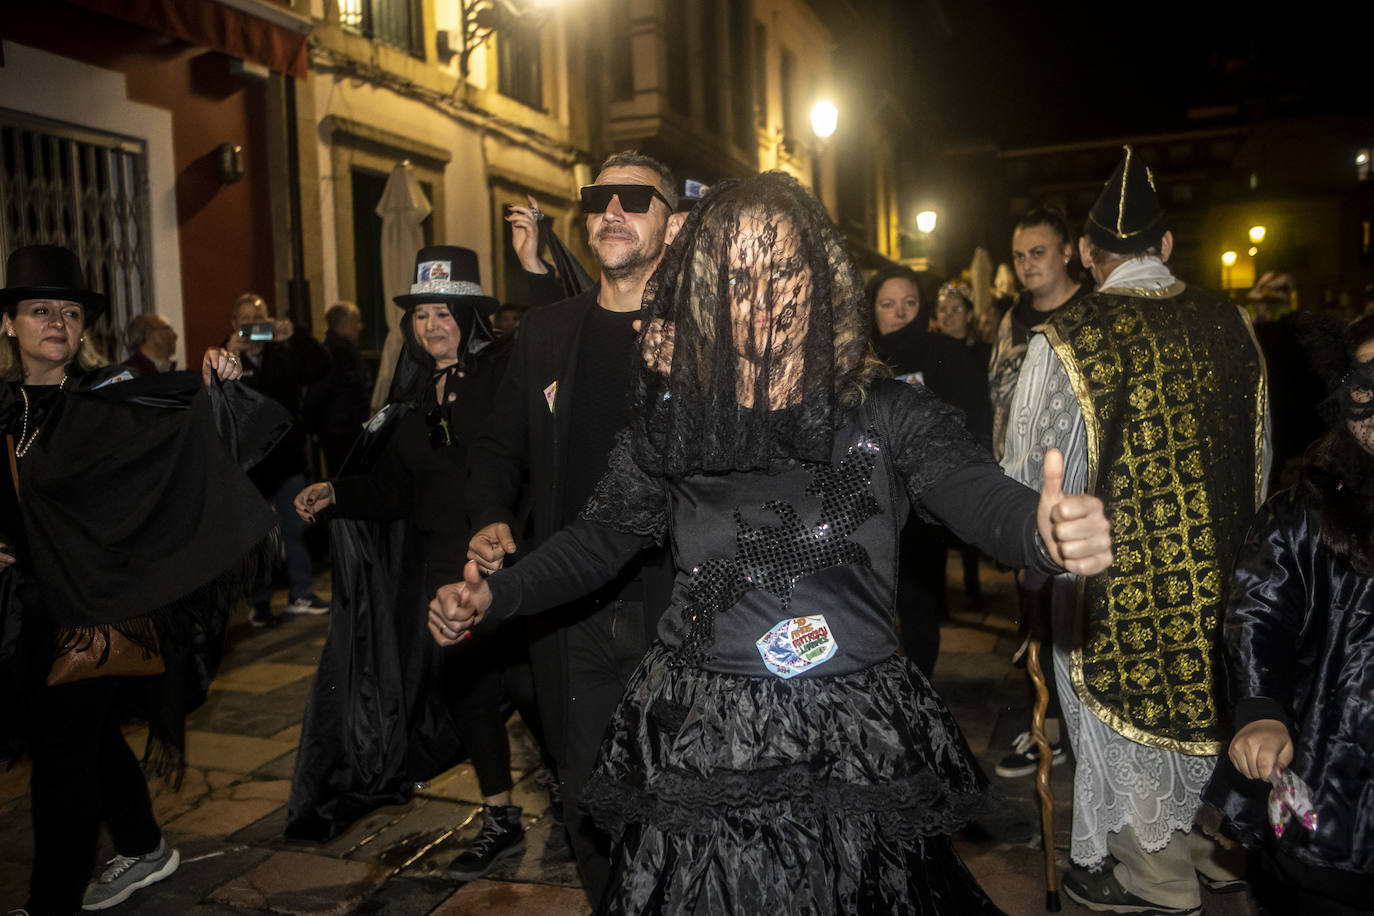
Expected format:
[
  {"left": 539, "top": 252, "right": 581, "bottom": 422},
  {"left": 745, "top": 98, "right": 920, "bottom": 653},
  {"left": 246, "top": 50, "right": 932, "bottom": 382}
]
[
  {"left": 287, "top": 246, "right": 539, "bottom": 879},
  {"left": 0, "top": 244, "right": 284, "bottom": 914}
]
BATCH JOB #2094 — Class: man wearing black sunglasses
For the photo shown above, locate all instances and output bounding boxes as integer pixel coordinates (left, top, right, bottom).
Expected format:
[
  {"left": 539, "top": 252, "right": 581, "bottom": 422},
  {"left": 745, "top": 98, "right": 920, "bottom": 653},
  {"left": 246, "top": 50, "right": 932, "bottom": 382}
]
[{"left": 464, "top": 151, "right": 685, "bottom": 904}]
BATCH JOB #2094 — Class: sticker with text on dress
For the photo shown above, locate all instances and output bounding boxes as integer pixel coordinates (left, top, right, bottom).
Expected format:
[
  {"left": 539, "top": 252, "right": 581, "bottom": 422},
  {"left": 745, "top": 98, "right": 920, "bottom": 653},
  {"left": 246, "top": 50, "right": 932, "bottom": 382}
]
[
  {"left": 756, "top": 615, "right": 838, "bottom": 679},
  {"left": 543, "top": 380, "right": 558, "bottom": 413}
]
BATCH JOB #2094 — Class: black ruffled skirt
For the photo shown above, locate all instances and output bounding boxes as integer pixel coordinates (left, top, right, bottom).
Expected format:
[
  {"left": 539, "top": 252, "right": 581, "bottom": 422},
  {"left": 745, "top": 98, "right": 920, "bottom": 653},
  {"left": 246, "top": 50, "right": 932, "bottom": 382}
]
[{"left": 581, "top": 644, "right": 1005, "bottom": 915}]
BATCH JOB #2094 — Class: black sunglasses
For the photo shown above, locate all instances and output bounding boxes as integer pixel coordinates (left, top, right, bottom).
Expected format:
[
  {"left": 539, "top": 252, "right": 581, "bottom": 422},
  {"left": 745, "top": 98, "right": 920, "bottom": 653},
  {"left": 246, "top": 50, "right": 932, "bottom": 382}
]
[
  {"left": 426, "top": 405, "right": 452, "bottom": 449},
  {"left": 579, "top": 184, "right": 671, "bottom": 214}
]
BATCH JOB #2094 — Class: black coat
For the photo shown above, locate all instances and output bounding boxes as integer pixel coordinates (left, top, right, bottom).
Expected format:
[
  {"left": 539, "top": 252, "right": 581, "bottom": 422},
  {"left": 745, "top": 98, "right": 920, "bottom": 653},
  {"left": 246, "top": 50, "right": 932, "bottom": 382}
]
[
  {"left": 875, "top": 326, "right": 993, "bottom": 451},
  {"left": 233, "top": 328, "right": 332, "bottom": 492},
  {"left": 305, "top": 331, "right": 372, "bottom": 446},
  {"left": 1203, "top": 485, "right": 1374, "bottom": 873},
  {"left": 286, "top": 348, "right": 509, "bottom": 839},
  {"left": 466, "top": 288, "right": 673, "bottom": 763}
]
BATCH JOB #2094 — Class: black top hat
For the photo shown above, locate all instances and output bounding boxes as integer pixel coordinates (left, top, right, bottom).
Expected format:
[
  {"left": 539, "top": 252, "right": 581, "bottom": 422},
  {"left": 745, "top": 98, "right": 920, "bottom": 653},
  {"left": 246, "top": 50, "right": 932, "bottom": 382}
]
[
  {"left": 393, "top": 245, "right": 500, "bottom": 314},
  {"left": 0, "top": 245, "right": 108, "bottom": 323},
  {"left": 1085, "top": 146, "right": 1166, "bottom": 255}
]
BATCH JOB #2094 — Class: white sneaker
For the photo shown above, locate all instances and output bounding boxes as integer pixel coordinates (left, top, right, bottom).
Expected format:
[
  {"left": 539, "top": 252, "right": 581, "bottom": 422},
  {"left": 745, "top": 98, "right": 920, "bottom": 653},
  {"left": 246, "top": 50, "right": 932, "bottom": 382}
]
[{"left": 286, "top": 593, "right": 330, "bottom": 615}]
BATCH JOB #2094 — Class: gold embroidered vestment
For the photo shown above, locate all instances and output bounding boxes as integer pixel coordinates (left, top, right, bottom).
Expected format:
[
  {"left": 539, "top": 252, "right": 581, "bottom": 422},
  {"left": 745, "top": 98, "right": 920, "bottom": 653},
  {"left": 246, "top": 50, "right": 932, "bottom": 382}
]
[{"left": 1044, "top": 285, "right": 1265, "bottom": 754}]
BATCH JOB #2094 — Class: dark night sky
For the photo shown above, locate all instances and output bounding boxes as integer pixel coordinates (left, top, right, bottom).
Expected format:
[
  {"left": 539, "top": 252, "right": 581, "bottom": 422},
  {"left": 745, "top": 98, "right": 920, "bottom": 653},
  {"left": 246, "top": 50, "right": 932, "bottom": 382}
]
[{"left": 897, "top": 1, "right": 1374, "bottom": 147}]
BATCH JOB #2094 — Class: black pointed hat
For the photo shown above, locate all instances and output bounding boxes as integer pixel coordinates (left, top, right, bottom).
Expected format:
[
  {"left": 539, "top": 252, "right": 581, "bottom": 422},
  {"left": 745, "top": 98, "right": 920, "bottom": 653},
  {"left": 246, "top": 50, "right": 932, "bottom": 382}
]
[
  {"left": 0, "top": 245, "right": 108, "bottom": 323},
  {"left": 392, "top": 245, "right": 499, "bottom": 314},
  {"left": 1085, "top": 146, "right": 1166, "bottom": 255}
]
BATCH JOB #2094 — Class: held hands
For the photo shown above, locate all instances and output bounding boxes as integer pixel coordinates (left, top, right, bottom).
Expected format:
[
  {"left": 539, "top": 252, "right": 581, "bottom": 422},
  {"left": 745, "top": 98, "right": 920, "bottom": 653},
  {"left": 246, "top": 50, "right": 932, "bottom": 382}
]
[
  {"left": 294, "top": 482, "right": 335, "bottom": 523},
  {"left": 0, "top": 542, "right": 14, "bottom": 568},
  {"left": 272, "top": 319, "right": 295, "bottom": 342},
  {"left": 505, "top": 195, "right": 547, "bottom": 274},
  {"left": 429, "top": 560, "right": 493, "bottom": 646},
  {"left": 1036, "top": 448, "right": 1113, "bottom": 576},
  {"left": 201, "top": 347, "right": 243, "bottom": 386},
  {"left": 468, "top": 522, "right": 517, "bottom": 573},
  {"left": 1230, "top": 718, "right": 1294, "bottom": 781}
]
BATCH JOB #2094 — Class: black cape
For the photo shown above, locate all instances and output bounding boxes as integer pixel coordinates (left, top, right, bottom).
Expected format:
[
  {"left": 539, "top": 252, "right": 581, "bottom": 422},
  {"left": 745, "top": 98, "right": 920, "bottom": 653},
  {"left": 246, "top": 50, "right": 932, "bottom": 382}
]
[
  {"left": 1, "top": 370, "right": 288, "bottom": 775},
  {"left": 285, "top": 402, "right": 463, "bottom": 840}
]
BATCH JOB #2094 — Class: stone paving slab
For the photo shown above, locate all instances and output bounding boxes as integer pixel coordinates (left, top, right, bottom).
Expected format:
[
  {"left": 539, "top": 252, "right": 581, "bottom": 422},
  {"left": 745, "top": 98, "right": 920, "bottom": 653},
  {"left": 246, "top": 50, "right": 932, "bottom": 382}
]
[
  {"left": 190, "top": 677, "right": 319, "bottom": 738},
  {"left": 210, "top": 849, "right": 390, "bottom": 915},
  {"left": 430, "top": 878, "right": 592, "bottom": 915},
  {"left": 254, "top": 746, "right": 299, "bottom": 780},
  {"left": 498, "top": 814, "right": 582, "bottom": 888},
  {"left": 351, "top": 875, "right": 456, "bottom": 915},
  {"left": 128, "top": 836, "right": 276, "bottom": 914},
  {"left": 210, "top": 661, "right": 318, "bottom": 694},
  {"left": 165, "top": 795, "right": 286, "bottom": 837},
  {"left": 183, "top": 729, "right": 299, "bottom": 774},
  {"left": 342, "top": 796, "right": 469, "bottom": 871},
  {"left": 418, "top": 762, "right": 484, "bottom": 804}
]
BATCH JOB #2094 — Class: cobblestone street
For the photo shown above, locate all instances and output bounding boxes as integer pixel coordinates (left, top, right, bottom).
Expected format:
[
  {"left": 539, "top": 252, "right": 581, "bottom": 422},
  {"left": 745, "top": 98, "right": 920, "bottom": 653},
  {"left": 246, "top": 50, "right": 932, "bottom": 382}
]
[{"left": 0, "top": 565, "right": 1255, "bottom": 915}]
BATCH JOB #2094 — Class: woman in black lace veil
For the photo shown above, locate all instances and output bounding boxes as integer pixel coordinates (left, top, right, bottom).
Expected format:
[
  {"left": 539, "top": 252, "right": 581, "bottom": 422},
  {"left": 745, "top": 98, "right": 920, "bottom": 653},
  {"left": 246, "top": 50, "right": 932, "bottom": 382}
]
[{"left": 431, "top": 172, "right": 1113, "bottom": 914}]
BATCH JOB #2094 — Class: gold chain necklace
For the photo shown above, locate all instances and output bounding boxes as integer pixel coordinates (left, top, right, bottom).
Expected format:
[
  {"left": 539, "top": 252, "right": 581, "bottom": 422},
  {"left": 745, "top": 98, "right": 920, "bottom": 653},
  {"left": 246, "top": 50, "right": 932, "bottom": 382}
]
[{"left": 14, "top": 375, "right": 66, "bottom": 458}]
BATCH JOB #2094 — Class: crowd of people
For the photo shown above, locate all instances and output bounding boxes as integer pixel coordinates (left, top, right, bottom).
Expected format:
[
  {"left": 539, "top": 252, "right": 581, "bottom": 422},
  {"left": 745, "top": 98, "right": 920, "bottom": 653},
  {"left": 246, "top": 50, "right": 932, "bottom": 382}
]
[{"left": 1, "top": 144, "right": 1372, "bottom": 916}]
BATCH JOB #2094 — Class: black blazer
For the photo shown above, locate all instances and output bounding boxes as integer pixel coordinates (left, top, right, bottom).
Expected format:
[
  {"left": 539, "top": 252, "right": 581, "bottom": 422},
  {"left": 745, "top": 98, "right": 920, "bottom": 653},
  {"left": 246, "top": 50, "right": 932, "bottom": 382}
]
[
  {"left": 466, "top": 287, "right": 600, "bottom": 547},
  {"left": 465, "top": 286, "right": 673, "bottom": 762}
]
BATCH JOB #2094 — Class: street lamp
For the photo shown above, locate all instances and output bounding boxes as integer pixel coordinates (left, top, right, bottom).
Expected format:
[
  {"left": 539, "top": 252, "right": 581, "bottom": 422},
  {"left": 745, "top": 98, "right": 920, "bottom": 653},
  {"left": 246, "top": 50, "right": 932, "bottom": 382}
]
[
  {"left": 807, "top": 100, "right": 838, "bottom": 204},
  {"left": 1221, "top": 250, "right": 1238, "bottom": 266},
  {"left": 916, "top": 210, "right": 938, "bottom": 234},
  {"left": 1248, "top": 225, "right": 1266, "bottom": 244},
  {"left": 809, "top": 101, "right": 838, "bottom": 139}
]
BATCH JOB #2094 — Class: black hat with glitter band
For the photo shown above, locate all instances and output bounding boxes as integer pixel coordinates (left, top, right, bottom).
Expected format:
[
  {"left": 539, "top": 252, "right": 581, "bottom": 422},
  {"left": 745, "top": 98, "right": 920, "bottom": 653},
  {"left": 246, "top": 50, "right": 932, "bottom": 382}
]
[
  {"left": 1085, "top": 145, "right": 1166, "bottom": 255},
  {"left": 392, "top": 245, "right": 499, "bottom": 314},
  {"left": 0, "top": 244, "right": 108, "bottom": 324}
]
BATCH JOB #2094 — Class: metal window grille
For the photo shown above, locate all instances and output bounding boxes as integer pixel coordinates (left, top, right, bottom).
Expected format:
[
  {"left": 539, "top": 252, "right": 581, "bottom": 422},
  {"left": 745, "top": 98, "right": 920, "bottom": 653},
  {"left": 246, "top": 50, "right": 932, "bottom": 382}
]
[
  {"left": 0, "top": 109, "right": 153, "bottom": 357},
  {"left": 338, "top": 0, "right": 422, "bottom": 56}
]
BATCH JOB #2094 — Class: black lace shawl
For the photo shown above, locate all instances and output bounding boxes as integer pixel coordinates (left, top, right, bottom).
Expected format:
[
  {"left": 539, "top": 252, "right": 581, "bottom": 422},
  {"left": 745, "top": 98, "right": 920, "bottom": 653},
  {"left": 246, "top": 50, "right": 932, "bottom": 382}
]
[{"left": 626, "top": 171, "right": 881, "bottom": 478}]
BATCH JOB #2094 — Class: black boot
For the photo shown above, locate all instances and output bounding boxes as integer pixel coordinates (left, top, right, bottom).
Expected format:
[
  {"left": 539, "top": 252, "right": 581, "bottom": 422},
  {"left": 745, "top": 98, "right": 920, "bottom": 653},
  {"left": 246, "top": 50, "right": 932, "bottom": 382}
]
[{"left": 446, "top": 805, "right": 525, "bottom": 880}]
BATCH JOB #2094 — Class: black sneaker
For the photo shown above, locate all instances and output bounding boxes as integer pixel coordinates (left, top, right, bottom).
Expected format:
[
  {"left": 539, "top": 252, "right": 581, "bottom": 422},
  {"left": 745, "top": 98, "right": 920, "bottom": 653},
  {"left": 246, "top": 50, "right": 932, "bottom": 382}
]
[
  {"left": 446, "top": 805, "right": 525, "bottom": 881},
  {"left": 249, "top": 602, "right": 277, "bottom": 628},
  {"left": 1061, "top": 867, "right": 1201, "bottom": 915},
  {"left": 994, "top": 729, "right": 1066, "bottom": 778}
]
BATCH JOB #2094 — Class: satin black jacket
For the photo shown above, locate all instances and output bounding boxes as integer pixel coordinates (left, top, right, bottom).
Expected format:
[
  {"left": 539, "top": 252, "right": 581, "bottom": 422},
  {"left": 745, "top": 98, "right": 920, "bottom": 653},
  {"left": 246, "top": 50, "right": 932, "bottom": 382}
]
[{"left": 1203, "top": 485, "right": 1374, "bottom": 873}]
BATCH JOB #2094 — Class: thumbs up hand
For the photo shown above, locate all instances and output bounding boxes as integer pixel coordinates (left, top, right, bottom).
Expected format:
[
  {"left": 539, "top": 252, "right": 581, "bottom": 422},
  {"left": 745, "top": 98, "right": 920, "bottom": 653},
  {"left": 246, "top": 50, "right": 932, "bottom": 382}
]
[
  {"left": 428, "top": 560, "right": 493, "bottom": 646},
  {"left": 1036, "top": 448, "right": 1113, "bottom": 575}
]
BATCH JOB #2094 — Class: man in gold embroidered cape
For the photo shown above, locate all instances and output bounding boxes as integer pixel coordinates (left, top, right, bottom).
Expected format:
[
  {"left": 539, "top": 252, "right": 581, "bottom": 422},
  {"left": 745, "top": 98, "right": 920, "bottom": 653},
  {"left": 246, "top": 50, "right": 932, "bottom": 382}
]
[{"left": 1003, "top": 146, "right": 1267, "bottom": 916}]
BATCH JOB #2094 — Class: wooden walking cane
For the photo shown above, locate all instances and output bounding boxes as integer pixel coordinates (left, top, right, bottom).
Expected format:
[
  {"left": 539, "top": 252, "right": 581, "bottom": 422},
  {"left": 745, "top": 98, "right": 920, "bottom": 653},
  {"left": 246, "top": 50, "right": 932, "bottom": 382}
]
[{"left": 1027, "top": 616, "right": 1061, "bottom": 911}]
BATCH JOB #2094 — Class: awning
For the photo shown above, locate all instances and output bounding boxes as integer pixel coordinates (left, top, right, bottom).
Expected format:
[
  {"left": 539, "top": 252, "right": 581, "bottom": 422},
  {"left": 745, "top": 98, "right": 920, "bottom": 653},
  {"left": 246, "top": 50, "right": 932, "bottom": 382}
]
[{"left": 66, "top": 0, "right": 311, "bottom": 79}]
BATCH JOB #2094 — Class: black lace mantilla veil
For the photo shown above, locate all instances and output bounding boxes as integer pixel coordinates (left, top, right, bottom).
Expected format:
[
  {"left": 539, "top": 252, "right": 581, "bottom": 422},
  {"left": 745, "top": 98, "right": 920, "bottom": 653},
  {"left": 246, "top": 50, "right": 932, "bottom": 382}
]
[{"left": 625, "top": 171, "right": 881, "bottom": 480}]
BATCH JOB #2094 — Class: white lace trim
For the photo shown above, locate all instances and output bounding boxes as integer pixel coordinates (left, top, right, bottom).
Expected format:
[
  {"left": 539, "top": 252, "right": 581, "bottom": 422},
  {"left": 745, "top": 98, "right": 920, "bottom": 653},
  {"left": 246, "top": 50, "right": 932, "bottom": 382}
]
[{"left": 1053, "top": 641, "right": 1216, "bottom": 867}]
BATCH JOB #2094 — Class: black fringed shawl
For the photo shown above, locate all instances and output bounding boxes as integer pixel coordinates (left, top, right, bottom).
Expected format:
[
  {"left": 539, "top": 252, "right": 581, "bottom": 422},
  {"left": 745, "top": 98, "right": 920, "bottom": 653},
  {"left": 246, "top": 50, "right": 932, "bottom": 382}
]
[{"left": 1, "top": 369, "right": 287, "bottom": 778}]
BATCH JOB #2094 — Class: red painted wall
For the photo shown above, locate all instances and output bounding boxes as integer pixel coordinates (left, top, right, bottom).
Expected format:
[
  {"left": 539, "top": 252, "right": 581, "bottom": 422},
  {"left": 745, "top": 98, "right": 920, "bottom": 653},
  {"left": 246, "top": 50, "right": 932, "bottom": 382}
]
[{"left": 3, "top": 2, "right": 278, "bottom": 359}]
